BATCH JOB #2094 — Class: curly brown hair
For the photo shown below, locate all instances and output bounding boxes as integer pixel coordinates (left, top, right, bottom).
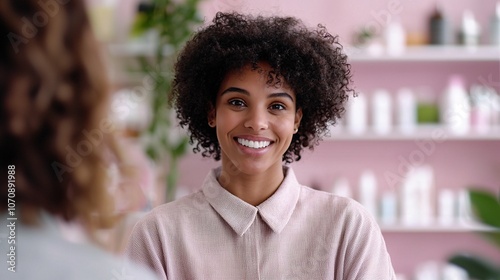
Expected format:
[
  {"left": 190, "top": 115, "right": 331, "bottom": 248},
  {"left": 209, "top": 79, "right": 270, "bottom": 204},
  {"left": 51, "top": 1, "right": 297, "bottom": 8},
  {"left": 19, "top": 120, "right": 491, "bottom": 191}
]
[
  {"left": 0, "top": 0, "right": 119, "bottom": 231},
  {"left": 172, "top": 12, "right": 354, "bottom": 163}
]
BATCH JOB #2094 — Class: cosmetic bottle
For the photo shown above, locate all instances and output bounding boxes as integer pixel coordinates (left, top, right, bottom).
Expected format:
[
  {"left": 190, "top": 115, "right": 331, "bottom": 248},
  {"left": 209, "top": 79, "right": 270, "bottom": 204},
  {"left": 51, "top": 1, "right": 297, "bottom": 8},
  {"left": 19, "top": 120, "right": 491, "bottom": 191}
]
[
  {"left": 458, "top": 189, "right": 473, "bottom": 223},
  {"left": 380, "top": 191, "right": 397, "bottom": 225},
  {"left": 417, "top": 88, "right": 440, "bottom": 124},
  {"left": 459, "top": 10, "right": 481, "bottom": 46},
  {"left": 346, "top": 92, "right": 368, "bottom": 135},
  {"left": 358, "top": 170, "right": 378, "bottom": 219},
  {"left": 396, "top": 88, "right": 416, "bottom": 134},
  {"left": 429, "top": 3, "right": 452, "bottom": 44},
  {"left": 384, "top": 18, "right": 406, "bottom": 55},
  {"left": 438, "top": 189, "right": 456, "bottom": 226},
  {"left": 401, "top": 168, "right": 419, "bottom": 226},
  {"left": 470, "top": 84, "right": 492, "bottom": 134},
  {"left": 442, "top": 263, "right": 468, "bottom": 280},
  {"left": 371, "top": 89, "right": 393, "bottom": 135},
  {"left": 401, "top": 166, "right": 435, "bottom": 226},
  {"left": 492, "top": 90, "right": 500, "bottom": 127},
  {"left": 414, "top": 261, "right": 440, "bottom": 280},
  {"left": 490, "top": 2, "right": 500, "bottom": 45},
  {"left": 440, "top": 75, "right": 471, "bottom": 135},
  {"left": 416, "top": 166, "right": 434, "bottom": 226}
]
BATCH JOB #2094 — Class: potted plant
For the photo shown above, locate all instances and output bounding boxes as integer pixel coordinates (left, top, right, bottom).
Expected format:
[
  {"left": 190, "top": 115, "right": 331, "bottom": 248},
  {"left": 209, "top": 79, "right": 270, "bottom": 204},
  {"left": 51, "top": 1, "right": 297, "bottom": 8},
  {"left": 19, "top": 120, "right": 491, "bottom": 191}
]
[
  {"left": 131, "top": 0, "right": 203, "bottom": 202},
  {"left": 449, "top": 188, "right": 500, "bottom": 279}
]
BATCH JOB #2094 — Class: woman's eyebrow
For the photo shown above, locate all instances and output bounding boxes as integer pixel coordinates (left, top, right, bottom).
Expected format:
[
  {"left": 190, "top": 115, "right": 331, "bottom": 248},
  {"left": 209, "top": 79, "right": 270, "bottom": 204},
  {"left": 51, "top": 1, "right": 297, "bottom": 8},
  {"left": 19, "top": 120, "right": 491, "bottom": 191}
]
[
  {"left": 268, "top": 92, "right": 294, "bottom": 102},
  {"left": 220, "top": 87, "right": 249, "bottom": 96},
  {"left": 221, "top": 87, "right": 294, "bottom": 101}
]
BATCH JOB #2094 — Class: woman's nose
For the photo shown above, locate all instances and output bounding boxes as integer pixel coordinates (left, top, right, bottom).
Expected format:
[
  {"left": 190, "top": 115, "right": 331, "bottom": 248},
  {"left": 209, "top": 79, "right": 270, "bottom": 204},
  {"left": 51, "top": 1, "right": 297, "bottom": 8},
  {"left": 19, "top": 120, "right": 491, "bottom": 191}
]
[{"left": 244, "top": 107, "right": 269, "bottom": 131}]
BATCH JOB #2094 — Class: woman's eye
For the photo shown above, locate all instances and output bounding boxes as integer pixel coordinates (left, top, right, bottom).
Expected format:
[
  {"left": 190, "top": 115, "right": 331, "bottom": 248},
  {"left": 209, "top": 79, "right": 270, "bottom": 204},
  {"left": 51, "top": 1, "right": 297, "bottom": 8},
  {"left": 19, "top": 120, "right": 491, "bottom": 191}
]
[
  {"left": 270, "top": 103, "right": 286, "bottom": 111},
  {"left": 229, "top": 99, "right": 245, "bottom": 107}
]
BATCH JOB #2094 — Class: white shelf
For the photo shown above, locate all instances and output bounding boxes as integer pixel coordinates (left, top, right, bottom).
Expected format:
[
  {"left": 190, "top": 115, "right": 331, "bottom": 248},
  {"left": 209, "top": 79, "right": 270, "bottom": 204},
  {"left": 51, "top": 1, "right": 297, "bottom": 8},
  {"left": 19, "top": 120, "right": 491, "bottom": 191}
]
[
  {"left": 380, "top": 222, "right": 499, "bottom": 233},
  {"left": 346, "top": 45, "right": 500, "bottom": 62},
  {"left": 106, "top": 43, "right": 500, "bottom": 61},
  {"left": 326, "top": 125, "right": 500, "bottom": 141}
]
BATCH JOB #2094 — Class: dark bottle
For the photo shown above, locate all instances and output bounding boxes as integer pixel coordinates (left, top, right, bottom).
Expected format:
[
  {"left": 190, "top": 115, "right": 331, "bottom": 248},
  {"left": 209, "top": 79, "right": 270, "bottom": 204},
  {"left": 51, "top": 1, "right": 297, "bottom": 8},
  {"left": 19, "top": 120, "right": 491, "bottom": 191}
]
[{"left": 429, "top": 4, "right": 452, "bottom": 45}]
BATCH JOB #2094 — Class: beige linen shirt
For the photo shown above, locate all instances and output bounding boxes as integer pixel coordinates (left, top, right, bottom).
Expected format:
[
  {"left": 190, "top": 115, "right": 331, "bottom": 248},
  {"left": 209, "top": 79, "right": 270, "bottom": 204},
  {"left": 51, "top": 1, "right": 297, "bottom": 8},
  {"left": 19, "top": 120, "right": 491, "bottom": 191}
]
[{"left": 126, "top": 167, "right": 396, "bottom": 280}]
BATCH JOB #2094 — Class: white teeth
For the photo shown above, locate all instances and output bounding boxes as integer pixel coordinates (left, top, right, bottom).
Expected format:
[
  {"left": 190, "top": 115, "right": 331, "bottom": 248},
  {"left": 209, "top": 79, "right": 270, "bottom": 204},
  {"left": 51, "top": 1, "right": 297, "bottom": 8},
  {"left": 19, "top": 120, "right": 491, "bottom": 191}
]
[{"left": 237, "top": 138, "right": 271, "bottom": 149}]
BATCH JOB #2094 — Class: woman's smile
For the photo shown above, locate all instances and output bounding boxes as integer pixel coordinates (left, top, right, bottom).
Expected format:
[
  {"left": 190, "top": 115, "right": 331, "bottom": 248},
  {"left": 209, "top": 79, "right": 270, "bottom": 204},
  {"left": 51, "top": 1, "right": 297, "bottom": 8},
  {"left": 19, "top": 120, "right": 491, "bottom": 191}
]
[{"left": 235, "top": 137, "right": 272, "bottom": 149}]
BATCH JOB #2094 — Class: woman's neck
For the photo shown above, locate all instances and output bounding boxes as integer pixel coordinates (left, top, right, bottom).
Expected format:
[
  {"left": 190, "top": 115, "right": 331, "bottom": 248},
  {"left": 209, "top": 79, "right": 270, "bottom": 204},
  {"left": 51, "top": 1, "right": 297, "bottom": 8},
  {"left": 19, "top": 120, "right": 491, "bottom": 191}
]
[{"left": 218, "top": 162, "right": 285, "bottom": 206}]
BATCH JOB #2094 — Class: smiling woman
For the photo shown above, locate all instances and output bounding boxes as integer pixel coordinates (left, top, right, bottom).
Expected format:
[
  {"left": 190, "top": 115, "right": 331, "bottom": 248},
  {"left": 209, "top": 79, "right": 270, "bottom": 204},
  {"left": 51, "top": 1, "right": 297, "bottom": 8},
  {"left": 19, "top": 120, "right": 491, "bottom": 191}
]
[
  {"left": 126, "top": 12, "right": 397, "bottom": 280},
  {"left": 210, "top": 62, "right": 302, "bottom": 205}
]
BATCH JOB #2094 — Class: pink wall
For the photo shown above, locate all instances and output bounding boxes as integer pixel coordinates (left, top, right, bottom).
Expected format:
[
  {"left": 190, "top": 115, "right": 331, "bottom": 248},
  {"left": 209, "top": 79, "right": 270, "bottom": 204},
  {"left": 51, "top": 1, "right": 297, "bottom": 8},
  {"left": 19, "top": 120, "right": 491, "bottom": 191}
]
[
  {"left": 350, "top": 61, "right": 499, "bottom": 99},
  {"left": 200, "top": 0, "right": 498, "bottom": 45}
]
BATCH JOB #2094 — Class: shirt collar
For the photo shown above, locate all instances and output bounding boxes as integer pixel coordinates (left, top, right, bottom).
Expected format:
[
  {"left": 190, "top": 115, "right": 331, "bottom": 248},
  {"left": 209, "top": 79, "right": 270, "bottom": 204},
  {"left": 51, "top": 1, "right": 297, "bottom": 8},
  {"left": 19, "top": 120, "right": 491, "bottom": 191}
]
[{"left": 202, "top": 166, "right": 301, "bottom": 236}]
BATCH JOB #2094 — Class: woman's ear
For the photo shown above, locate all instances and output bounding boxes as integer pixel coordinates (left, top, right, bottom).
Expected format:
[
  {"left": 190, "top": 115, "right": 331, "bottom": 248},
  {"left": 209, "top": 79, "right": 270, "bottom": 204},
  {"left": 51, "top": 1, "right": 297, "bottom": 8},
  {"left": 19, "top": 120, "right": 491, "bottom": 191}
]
[
  {"left": 207, "top": 105, "right": 216, "bottom": 127},
  {"left": 294, "top": 108, "right": 303, "bottom": 132}
]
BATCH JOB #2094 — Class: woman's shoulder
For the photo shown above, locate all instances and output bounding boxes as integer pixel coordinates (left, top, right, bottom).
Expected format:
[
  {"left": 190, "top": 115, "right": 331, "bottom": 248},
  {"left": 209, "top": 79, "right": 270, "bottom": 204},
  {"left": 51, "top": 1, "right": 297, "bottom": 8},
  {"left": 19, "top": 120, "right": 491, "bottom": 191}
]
[
  {"left": 299, "top": 185, "right": 351, "bottom": 205},
  {"left": 299, "top": 185, "right": 374, "bottom": 220},
  {"left": 296, "top": 186, "right": 382, "bottom": 237}
]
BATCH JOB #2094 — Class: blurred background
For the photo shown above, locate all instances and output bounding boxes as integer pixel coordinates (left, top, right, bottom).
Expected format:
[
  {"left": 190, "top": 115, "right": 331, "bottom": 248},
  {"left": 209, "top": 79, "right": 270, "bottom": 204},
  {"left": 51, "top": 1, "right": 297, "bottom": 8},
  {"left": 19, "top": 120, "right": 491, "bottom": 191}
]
[{"left": 83, "top": 0, "right": 500, "bottom": 279}]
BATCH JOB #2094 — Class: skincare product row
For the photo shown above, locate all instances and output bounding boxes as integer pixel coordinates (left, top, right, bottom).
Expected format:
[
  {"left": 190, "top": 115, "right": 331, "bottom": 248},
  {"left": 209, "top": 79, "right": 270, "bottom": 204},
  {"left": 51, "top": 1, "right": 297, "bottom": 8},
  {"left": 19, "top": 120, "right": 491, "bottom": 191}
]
[
  {"left": 342, "top": 88, "right": 417, "bottom": 135},
  {"left": 440, "top": 75, "right": 499, "bottom": 135},
  {"left": 329, "top": 166, "right": 478, "bottom": 227},
  {"left": 430, "top": 2, "right": 500, "bottom": 46},
  {"left": 337, "top": 77, "right": 500, "bottom": 137},
  {"left": 355, "top": 2, "right": 500, "bottom": 55}
]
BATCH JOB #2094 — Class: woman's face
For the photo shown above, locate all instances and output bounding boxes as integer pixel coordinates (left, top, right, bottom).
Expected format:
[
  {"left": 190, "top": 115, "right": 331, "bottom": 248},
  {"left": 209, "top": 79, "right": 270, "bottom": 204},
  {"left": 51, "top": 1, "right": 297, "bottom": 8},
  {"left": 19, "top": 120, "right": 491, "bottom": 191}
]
[{"left": 210, "top": 62, "right": 302, "bottom": 177}]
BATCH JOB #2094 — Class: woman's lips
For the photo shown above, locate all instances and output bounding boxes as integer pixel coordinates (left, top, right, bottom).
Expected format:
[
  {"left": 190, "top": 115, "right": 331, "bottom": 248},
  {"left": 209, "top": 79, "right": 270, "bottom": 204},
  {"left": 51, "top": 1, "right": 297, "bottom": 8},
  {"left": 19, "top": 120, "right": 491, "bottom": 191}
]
[
  {"left": 236, "top": 138, "right": 271, "bottom": 149},
  {"left": 234, "top": 137, "right": 274, "bottom": 155}
]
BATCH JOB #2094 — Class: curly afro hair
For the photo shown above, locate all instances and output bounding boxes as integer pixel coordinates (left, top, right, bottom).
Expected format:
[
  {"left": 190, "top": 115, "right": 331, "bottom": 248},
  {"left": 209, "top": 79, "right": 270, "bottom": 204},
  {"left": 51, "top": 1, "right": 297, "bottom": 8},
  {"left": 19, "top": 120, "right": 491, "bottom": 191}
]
[{"left": 172, "top": 12, "right": 354, "bottom": 163}]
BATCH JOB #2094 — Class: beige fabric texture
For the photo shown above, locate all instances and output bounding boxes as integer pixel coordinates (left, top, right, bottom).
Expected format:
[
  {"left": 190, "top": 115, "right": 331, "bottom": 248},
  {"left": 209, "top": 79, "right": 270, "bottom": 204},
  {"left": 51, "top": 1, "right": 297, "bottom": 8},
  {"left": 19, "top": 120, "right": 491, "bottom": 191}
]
[{"left": 126, "top": 167, "right": 396, "bottom": 280}]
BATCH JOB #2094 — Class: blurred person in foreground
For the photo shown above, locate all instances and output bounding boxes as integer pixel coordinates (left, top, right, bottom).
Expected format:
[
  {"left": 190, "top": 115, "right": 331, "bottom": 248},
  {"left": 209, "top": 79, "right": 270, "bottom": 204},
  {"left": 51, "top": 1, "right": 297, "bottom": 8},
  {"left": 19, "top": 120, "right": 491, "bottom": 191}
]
[{"left": 0, "top": 0, "right": 157, "bottom": 279}]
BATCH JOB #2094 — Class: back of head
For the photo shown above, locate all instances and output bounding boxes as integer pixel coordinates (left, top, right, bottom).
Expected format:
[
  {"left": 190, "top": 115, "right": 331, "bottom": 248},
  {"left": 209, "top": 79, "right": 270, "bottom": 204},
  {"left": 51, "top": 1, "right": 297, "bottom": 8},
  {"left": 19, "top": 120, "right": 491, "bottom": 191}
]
[{"left": 0, "top": 0, "right": 116, "bottom": 230}]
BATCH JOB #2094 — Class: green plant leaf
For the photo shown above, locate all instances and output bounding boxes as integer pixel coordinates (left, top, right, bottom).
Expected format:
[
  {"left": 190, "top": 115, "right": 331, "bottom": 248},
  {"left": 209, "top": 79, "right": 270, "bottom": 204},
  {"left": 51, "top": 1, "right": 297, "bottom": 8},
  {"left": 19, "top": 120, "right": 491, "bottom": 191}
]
[
  {"left": 171, "top": 137, "right": 189, "bottom": 158},
  {"left": 130, "top": 13, "right": 152, "bottom": 37},
  {"left": 470, "top": 189, "right": 500, "bottom": 228},
  {"left": 478, "top": 231, "right": 500, "bottom": 250},
  {"left": 449, "top": 254, "right": 500, "bottom": 280},
  {"left": 146, "top": 145, "right": 158, "bottom": 162}
]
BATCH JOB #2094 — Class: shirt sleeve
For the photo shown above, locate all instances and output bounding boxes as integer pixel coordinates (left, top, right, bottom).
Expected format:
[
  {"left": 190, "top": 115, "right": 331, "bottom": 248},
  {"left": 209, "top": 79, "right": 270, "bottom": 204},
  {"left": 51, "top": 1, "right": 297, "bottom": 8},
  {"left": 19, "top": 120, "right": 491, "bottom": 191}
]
[
  {"left": 341, "top": 200, "right": 397, "bottom": 280},
  {"left": 124, "top": 214, "right": 167, "bottom": 280}
]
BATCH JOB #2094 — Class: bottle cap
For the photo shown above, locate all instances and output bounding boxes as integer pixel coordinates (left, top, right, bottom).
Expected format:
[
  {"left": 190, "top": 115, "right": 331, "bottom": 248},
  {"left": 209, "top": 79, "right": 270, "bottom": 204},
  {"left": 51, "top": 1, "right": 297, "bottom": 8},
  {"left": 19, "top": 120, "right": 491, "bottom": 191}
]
[
  {"left": 448, "top": 74, "right": 465, "bottom": 88},
  {"left": 461, "top": 10, "right": 480, "bottom": 35}
]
